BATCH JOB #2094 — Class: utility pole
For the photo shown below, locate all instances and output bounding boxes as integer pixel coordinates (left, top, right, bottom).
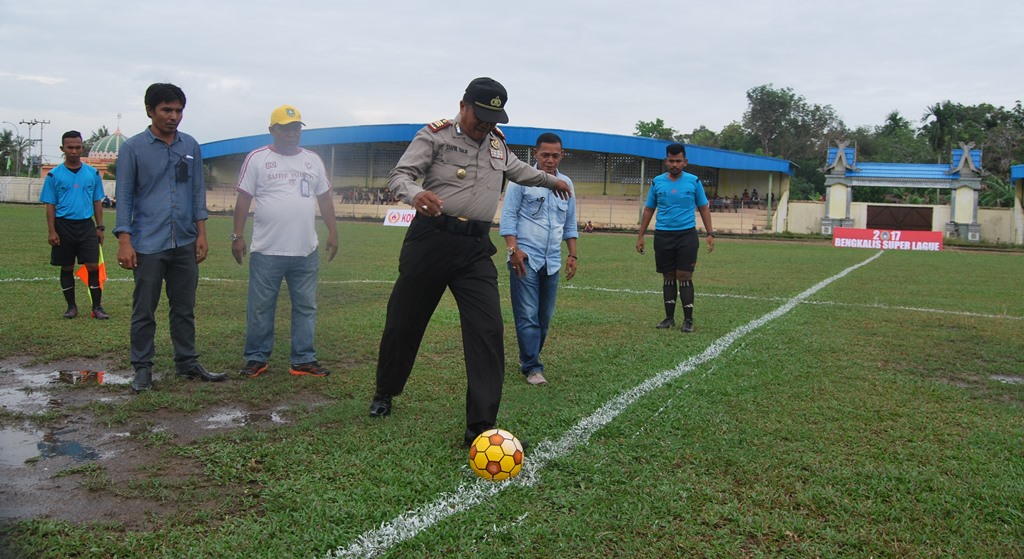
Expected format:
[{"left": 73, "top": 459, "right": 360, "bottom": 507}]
[{"left": 20, "top": 119, "right": 50, "bottom": 178}]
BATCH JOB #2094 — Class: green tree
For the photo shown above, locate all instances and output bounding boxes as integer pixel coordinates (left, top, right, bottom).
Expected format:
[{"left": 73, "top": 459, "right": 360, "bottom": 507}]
[
  {"left": 717, "top": 122, "right": 757, "bottom": 153},
  {"left": 634, "top": 118, "right": 678, "bottom": 141},
  {"left": 742, "top": 84, "right": 846, "bottom": 199},
  {"left": 681, "top": 125, "right": 718, "bottom": 147}
]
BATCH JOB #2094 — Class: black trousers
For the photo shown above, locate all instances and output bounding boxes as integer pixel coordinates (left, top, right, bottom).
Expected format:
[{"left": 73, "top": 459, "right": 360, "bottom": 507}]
[{"left": 375, "top": 216, "right": 504, "bottom": 441}]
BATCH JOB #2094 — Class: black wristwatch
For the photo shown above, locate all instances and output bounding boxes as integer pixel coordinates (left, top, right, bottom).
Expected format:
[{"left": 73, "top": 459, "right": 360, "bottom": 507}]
[{"left": 96, "top": 225, "right": 106, "bottom": 232}]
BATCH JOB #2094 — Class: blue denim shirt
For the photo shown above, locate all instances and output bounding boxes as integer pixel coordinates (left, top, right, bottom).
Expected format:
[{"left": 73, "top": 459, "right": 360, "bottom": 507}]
[
  {"left": 114, "top": 128, "right": 208, "bottom": 254},
  {"left": 500, "top": 169, "right": 578, "bottom": 275}
]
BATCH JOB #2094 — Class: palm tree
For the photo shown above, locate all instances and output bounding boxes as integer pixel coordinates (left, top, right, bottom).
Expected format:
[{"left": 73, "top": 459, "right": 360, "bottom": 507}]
[
  {"left": 0, "top": 129, "right": 29, "bottom": 176},
  {"left": 83, "top": 126, "right": 110, "bottom": 156},
  {"left": 921, "top": 102, "right": 955, "bottom": 162}
]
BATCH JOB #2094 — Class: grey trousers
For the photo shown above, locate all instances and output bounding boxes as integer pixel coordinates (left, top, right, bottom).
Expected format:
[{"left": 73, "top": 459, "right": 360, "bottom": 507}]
[{"left": 129, "top": 244, "right": 200, "bottom": 372}]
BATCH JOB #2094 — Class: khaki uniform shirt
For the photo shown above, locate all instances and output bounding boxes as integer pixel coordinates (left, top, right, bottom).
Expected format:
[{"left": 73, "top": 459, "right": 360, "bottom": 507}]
[{"left": 388, "top": 114, "right": 558, "bottom": 222}]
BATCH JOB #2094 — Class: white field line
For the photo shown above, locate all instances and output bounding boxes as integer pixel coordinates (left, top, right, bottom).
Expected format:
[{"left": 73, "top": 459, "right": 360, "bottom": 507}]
[
  {"left": 322, "top": 250, "right": 885, "bottom": 559},
  {"left": 4, "top": 276, "right": 1020, "bottom": 322},
  {"left": 562, "top": 285, "right": 1024, "bottom": 322}
]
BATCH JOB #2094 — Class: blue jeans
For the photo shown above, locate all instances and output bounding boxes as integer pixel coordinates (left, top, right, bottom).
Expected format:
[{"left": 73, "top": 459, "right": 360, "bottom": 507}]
[
  {"left": 508, "top": 262, "right": 559, "bottom": 374},
  {"left": 245, "top": 251, "right": 319, "bottom": 365}
]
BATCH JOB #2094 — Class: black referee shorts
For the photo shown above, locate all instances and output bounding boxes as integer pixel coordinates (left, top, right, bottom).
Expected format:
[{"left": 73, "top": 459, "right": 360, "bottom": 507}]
[
  {"left": 653, "top": 228, "right": 699, "bottom": 273},
  {"left": 50, "top": 217, "right": 99, "bottom": 267}
]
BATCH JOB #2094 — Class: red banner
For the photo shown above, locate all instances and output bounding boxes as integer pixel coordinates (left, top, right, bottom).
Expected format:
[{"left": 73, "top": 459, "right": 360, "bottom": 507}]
[{"left": 833, "top": 227, "right": 943, "bottom": 251}]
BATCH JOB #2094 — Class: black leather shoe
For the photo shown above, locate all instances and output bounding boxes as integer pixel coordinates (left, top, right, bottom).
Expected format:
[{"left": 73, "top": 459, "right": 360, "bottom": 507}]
[
  {"left": 177, "top": 363, "right": 227, "bottom": 382},
  {"left": 656, "top": 318, "right": 675, "bottom": 329},
  {"left": 369, "top": 393, "right": 392, "bottom": 417},
  {"left": 681, "top": 318, "right": 694, "bottom": 333},
  {"left": 131, "top": 367, "right": 152, "bottom": 393}
]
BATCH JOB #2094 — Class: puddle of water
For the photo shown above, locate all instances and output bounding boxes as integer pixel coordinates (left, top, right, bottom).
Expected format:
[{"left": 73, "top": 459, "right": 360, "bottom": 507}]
[
  {"left": 57, "top": 370, "right": 105, "bottom": 385},
  {"left": 0, "top": 388, "right": 54, "bottom": 414},
  {"left": 0, "top": 426, "right": 45, "bottom": 467},
  {"left": 990, "top": 375, "right": 1024, "bottom": 385},
  {"left": 39, "top": 427, "right": 99, "bottom": 462},
  {"left": 53, "top": 369, "right": 130, "bottom": 386},
  {"left": 203, "top": 408, "right": 288, "bottom": 429},
  {"left": 0, "top": 425, "right": 102, "bottom": 467},
  {"left": 0, "top": 367, "right": 133, "bottom": 414}
]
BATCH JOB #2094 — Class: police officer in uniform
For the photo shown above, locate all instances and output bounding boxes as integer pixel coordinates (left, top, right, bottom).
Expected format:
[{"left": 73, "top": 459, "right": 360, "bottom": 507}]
[{"left": 369, "top": 77, "right": 572, "bottom": 446}]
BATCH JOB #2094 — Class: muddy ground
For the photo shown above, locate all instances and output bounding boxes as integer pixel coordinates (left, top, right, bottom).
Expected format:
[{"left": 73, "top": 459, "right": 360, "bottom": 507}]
[{"left": 0, "top": 357, "right": 322, "bottom": 531}]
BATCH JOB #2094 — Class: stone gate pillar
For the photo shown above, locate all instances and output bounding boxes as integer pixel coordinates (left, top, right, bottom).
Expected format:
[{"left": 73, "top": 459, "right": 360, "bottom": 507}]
[{"left": 820, "top": 142, "right": 856, "bottom": 235}]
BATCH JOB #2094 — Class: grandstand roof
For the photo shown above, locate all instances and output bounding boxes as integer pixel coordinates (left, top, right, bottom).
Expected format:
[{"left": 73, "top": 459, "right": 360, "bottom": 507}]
[{"left": 201, "top": 123, "right": 794, "bottom": 175}]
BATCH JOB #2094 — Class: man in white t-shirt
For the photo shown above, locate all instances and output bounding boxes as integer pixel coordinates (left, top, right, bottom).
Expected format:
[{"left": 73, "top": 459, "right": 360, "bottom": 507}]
[{"left": 231, "top": 104, "right": 339, "bottom": 378}]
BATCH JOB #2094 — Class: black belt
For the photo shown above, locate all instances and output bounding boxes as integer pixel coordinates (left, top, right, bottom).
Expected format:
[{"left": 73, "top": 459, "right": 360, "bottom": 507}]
[{"left": 423, "top": 213, "right": 492, "bottom": 237}]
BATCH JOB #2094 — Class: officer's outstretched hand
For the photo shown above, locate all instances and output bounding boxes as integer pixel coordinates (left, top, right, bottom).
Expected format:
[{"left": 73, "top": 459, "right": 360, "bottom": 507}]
[
  {"left": 413, "top": 191, "right": 444, "bottom": 217},
  {"left": 551, "top": 179, "right": 573, "bottom": 200}
]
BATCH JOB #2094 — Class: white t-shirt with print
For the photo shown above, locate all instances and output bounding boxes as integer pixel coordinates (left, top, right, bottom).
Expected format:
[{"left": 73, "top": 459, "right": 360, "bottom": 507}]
[{"left": 236, "top": 146, "right": 331, "bottom": 256}]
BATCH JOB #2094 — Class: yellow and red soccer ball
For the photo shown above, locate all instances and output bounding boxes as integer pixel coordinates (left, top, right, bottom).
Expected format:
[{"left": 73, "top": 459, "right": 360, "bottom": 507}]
[{"left": 468, "top": 428, "right": 524, "bottom": 481}]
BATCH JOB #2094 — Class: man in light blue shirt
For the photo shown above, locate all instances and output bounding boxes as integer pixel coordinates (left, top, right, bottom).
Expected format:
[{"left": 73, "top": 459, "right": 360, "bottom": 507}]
[
  {"left": 500, "top": 133, "right": 578, "bottom": 385},
  {"left": 115, "top": 83, "right": 226, "bottom": 392},
  {"left": 636, "top": 143, "right": 715, "bottom": 333}
]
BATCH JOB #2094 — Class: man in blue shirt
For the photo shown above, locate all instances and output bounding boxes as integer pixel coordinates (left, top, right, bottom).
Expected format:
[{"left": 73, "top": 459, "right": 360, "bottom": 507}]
[
  {"left": 500, "top": 133, "right": 578, "bottom": 385},
  {"left": 636, "top": 143, "right": 715, "bottom": 333},
  {"left": 115, "top": 83, "right": 226, "bottom": 392},
  {"left": 40, "top": 130, "right": 108, "bottom": 319}
]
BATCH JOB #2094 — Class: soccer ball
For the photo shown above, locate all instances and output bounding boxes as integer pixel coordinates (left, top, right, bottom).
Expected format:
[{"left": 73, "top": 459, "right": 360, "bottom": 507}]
[{"left": 468, "top": 428, "right": 524, "bottom": 481}]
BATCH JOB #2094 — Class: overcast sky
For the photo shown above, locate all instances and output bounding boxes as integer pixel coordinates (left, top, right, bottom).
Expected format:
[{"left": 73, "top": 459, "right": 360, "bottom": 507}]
[{"left": 2, "top": 0, "right": 1021, "bottom": 165}]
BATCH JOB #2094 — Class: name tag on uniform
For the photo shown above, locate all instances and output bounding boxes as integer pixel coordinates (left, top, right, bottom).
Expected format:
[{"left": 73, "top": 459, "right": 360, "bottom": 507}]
[{"left": 489, "top": 148, "right": 504, "bottom": 160}]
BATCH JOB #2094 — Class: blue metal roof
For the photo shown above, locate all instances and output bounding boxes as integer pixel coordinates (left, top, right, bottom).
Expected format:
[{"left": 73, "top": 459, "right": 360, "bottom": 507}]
[
  {"left": 1011, "top": 164, "right": 1024, "bottom": 183},
  {"left": 826, "top": 146, "right": 857, "bottom": 167},
  {"left": 847, "top": 162, "right": 961, "bottom": 180},
  {"left": 951, "top": 148, "right": 983, "bottom": 170},
  {"left": 201, "top": 123, "right": 794, "bottom": 175}
]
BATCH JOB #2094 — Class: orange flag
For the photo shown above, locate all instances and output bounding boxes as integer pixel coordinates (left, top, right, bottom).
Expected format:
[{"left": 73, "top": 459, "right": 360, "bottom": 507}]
[{"left": 75, "top": 245, "right": 107, "bottom": 304}]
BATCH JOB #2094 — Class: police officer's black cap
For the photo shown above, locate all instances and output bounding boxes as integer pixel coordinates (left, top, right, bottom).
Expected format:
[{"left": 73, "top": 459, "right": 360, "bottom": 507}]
[{"left": 463, "top": 77, "right": 509, "bottom": 124}]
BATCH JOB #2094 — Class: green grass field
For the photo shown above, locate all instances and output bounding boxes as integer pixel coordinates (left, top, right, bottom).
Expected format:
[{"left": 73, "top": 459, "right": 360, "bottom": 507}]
[{"left": 1, "top": 203, "right": 1022, "bottom": 559}]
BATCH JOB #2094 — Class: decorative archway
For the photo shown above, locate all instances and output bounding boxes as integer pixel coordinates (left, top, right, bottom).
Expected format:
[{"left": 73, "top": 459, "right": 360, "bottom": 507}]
[{"left": 820, "top": 141, "right": 984, "bottom": 241}]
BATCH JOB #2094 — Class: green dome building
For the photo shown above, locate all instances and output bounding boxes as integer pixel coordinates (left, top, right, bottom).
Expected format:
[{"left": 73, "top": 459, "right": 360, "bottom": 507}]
[{"left": 89, "top": 129, "right": 127, "bottom": 161}]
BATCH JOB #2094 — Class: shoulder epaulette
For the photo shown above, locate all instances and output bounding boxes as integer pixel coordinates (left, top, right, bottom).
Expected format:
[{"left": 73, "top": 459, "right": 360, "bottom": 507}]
[
  {"left": 491, "top": 126, "right": 505, "bottom": 140},
  {"left": 427, "top": 119, "right": 452, "bottom": 132},
  {"left": 46, "top": 171, "right": 54, "bottom": 178}
]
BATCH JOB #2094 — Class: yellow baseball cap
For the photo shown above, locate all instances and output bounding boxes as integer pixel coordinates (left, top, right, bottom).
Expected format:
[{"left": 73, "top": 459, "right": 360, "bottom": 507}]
[{"left": 270, "top": 105, "right": 304, "bottom": 127}]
